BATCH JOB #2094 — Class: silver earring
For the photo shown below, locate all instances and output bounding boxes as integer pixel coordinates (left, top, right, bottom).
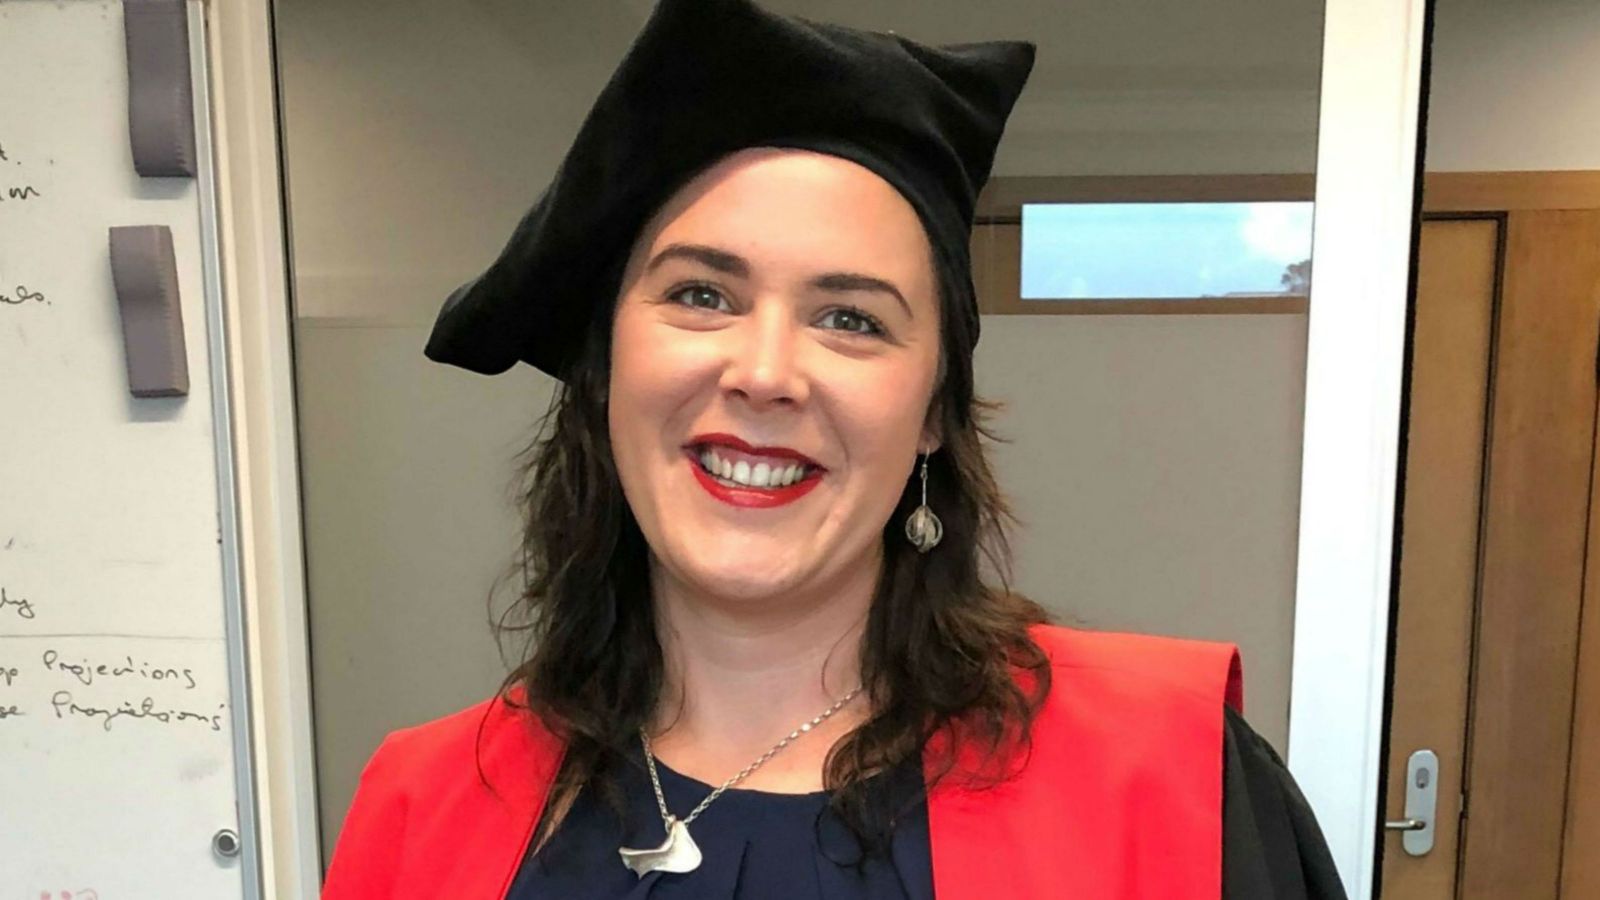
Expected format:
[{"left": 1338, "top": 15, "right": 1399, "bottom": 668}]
[{"left": 905, "top": 450, "right": 943, "bottom": 553}]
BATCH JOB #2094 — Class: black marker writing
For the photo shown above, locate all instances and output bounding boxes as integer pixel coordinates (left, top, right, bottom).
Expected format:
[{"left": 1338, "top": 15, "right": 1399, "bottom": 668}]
[
  {"left": 41, "top": 649, "right": 198, "bottom": 690},
  {"left": 49, "top": 691, "right": 225, "bottom": 733},
  {"left": 0, "top": 586, "right": 36, "bottom": 619},
  {"left": 0, "top": 284, "right": 46, "bottom": 306}
]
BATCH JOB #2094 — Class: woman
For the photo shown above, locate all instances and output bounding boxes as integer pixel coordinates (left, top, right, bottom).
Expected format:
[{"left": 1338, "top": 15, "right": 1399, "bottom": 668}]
[{"left": 323, "top": 0, "right": 1345, "bottom": 897}]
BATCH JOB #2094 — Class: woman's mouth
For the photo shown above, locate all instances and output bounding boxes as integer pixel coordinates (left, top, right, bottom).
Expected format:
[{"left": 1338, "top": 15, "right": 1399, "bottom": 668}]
[
  {"left": 682, "top": 438, "right": 825, "bottom": 508},
  {"left": 692, "top": 445, "right": 817, "bottom": 488}
]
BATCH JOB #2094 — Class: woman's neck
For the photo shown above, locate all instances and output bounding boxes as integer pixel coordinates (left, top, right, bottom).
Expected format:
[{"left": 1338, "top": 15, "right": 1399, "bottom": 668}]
[{"left": 644, "top": 554, "right": 877, "bottom": 791}]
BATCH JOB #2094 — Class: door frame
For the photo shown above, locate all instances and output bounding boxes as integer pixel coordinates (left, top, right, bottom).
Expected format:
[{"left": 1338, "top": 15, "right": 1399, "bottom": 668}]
[
  {"left": 204, "top": 1, "right": 323, "bottom": 898},
  {"left": 1286, "top": 0, "right": 1432, "bottom": 896}
]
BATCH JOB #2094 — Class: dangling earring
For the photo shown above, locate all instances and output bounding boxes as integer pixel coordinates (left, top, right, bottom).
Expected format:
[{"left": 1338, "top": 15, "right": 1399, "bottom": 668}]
[{"left": 905, "top": 450, "right": 943, "bottom": 553}]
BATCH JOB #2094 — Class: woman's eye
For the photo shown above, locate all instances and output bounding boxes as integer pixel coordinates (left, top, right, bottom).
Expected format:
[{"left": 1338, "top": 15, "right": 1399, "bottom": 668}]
[
  {"left": 819, "top": 306, "right": 886, "bottom": 337},
  {"left": 664, "top": 287, "right": 884, "bottom": 338},
  {"left": 666, "top": 283, "right": 731, "bottom": 312}
]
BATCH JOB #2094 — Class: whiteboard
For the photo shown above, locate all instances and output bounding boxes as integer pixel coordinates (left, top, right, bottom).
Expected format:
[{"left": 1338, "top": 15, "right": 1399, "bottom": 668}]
[{"left": 0, "top": 1, "right": 257, "bottom": 897}]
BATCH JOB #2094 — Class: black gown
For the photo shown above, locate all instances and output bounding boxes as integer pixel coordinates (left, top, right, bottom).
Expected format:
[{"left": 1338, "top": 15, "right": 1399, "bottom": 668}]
[{"left": 507, "top": 707, "right": 1347, "bottom": 899}]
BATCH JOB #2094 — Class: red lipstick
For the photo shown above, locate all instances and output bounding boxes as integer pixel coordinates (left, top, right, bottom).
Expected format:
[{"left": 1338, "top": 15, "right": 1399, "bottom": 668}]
[
  {"left": 685, "top": 433, "right": 823, "bottom": 468},
  {"left": 686, "top": 454, "right": 822, "bottom": 507},
  {"left": 681, "top": 433, "right": 826, "bottom": 508}
]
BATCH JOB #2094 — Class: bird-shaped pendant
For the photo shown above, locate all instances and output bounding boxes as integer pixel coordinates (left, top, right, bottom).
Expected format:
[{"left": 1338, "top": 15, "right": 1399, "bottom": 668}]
[{"left": 618, "top": 816, "right": 703, "bottom": 876}]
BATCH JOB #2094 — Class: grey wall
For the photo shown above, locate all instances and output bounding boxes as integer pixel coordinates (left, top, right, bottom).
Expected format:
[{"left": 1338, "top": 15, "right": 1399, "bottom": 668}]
[
  {"left": 278, "top": 0, "right": 1329, "bottom": 861},
  {"left": 1424, "top": 0, "right": 1600, "bottom": 172}
]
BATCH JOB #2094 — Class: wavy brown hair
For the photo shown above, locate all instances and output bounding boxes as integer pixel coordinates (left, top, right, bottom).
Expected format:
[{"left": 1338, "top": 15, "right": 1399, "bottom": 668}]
[{"left": 478, "top": 240, "right": 1053, "bottom": 857}]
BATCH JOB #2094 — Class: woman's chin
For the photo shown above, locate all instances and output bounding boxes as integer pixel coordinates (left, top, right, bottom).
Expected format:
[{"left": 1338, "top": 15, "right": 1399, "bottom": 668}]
[
  {"left": 671, "top": 555, "right": 811, "bottom": 606},
  {"left": 703, "top": 569, "right": 798, "bottom": 600}
]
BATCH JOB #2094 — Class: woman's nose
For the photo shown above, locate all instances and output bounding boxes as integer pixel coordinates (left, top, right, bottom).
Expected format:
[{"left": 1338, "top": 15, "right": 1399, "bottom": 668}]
[{"left": 718, "top": 302, "right": 810, "bottom": 408}]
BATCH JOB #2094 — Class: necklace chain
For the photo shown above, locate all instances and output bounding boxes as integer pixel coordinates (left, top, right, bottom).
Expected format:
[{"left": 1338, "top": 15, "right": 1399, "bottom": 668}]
[{"left": 640, "top": 685, "right": 864, "bottom": 828}]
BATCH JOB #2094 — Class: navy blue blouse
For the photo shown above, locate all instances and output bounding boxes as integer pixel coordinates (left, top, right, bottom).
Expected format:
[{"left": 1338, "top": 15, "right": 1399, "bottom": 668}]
[
  {"left": 506, "top": 710, "right": 1347, "bottom": 899},
  {"left": 507, "top": 741, "right": 933, "bottom": 899}
]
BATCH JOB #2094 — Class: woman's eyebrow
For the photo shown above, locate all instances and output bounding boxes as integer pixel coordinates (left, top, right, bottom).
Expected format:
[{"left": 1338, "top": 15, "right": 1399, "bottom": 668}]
[
  {"left": 646, "top": 242, "right": 912, "bottom": 318},
  {"left": 810, "top": 272, "right": 912, "bottom": 319},
  {"left": 647, "top": 242, "right": 749, "bottom": 278}
]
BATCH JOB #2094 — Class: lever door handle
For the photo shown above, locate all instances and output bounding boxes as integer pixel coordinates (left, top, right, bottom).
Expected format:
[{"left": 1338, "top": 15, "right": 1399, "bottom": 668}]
[{"left": 1388, "top": 750, "right": 1439, "bottom": 855}]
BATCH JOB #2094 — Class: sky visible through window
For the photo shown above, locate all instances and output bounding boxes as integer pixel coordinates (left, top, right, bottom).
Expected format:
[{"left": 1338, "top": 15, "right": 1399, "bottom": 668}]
[{"left": 1020, "top": 202, "right": 1315, "bottom": 300}]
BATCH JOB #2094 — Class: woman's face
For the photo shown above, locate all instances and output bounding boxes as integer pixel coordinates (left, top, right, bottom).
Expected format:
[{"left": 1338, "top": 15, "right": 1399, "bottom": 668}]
[{"left": 608, "top": 146, "right": 942, "bottom": 609}]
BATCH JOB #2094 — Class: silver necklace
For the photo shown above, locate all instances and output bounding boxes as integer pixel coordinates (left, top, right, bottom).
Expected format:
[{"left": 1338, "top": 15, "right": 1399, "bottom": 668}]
[{"left": 617, "top": 685, "right": 864, "bottom": 877}]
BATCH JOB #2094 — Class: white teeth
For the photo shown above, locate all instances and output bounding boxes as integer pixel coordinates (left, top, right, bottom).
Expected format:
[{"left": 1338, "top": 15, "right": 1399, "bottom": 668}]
[{"left": 696, "top": 446, "right": 811, "bottom": 489}]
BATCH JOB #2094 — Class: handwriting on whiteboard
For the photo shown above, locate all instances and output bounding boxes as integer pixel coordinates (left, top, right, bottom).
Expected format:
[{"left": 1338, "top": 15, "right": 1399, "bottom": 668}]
[
  {"left": 0, "top": 585, "right": 37, "bottom": 619},
  {"left": 0, "top": 138, "right": 44, "bottom": 204},
  {"left": 1, "top": 284, "right": 47, "bottom": 306},
  {"left": 42, "top": 648, "right": 199, "bottom": 690},
  {"left": 1, "top": 585, "right": 229, "bottom": 733},
  {"left": 0, "top": 139, "right": 50, "bottom": 308},
  {"left": 50, "top": 692, "right": 226, "bottom": 732}
]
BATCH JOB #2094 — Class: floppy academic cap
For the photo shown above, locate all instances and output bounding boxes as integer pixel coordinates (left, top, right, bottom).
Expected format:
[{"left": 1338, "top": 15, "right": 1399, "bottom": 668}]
[{"left": 424, "top": 0, "right": 1036, "bottom": 380}]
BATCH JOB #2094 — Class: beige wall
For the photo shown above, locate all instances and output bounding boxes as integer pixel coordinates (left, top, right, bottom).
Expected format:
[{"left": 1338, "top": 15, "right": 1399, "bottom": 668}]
[{"left": 278, "top": 0, "right": 1333, "bottom": 860}]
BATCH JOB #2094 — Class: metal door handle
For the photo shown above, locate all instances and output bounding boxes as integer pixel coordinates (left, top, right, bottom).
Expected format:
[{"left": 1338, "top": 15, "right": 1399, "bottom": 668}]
[{"left": 1388, "top": 750, "right": 1439, "bottom": 855}]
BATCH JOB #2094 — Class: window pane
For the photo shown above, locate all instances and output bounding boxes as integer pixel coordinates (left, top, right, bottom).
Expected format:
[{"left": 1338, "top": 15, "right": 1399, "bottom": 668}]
[{"left": 1020, "top": 201, "right": 1314, "bottom": 299}]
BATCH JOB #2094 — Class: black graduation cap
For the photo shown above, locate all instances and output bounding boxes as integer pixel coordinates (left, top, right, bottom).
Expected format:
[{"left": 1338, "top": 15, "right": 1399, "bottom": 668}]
[{"left": 424, "top": 0, "right": 1036, "bottom": 380}]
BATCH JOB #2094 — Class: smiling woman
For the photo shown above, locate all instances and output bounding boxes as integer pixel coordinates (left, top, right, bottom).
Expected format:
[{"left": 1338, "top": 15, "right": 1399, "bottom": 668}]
[
  {"left": 319, "top": 0, "right": 1344, "bottom": 898},
  {"left": 608, "top": 147, "right": 945, "bottom": 619},
  {"left": 494, "top": 140, "right": 1056, "bottom": 878}
]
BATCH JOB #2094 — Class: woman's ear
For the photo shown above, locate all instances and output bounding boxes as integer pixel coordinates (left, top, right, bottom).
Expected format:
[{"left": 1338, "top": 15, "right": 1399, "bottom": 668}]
[{"left": 920, "top": 395, "right": 944, "bottom": 455}]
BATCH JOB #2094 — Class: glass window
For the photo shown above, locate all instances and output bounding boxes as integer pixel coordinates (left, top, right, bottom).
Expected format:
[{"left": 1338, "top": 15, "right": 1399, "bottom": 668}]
[{"left": 1020, "top": 201, "right": 1314, "bottom": 299}]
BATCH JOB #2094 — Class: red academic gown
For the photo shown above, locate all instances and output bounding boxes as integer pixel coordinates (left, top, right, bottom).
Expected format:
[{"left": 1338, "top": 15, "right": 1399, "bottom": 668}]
[{"left": 322, "top": 623, "right": 1243, "bottom": 899}]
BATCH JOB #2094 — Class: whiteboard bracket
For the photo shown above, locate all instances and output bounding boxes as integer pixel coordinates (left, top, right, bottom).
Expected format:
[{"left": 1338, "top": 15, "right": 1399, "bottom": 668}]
[{"left": 109, "top": 224, "right": 191, "bottom": 398}]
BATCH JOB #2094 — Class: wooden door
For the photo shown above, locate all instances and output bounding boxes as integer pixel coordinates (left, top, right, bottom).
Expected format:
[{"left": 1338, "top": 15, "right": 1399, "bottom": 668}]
[{"left": 1380, "top": 210, "right": 1600, "bottom": 897}]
